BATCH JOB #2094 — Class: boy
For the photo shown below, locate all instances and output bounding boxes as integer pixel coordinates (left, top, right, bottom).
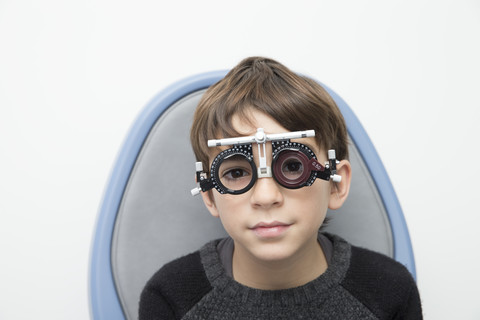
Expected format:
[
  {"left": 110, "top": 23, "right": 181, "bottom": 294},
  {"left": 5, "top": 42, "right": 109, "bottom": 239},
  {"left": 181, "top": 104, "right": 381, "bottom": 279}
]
[{"left": 139, "top": 57, "right": 422, "bottom": 319}]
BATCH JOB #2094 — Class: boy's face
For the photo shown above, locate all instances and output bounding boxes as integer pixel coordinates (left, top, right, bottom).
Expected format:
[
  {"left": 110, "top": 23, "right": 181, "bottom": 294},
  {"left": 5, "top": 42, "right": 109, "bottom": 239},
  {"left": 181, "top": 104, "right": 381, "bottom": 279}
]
[{"left": 201, "top": 109, "right": 350, "bottom": 264}]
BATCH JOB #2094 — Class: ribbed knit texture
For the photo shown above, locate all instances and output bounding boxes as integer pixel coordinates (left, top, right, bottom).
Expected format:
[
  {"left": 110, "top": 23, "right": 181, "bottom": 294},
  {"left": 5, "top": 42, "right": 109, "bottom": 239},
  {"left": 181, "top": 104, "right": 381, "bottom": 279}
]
[{"left": 139, "top": 234, "right": 422, "bottom": 320}]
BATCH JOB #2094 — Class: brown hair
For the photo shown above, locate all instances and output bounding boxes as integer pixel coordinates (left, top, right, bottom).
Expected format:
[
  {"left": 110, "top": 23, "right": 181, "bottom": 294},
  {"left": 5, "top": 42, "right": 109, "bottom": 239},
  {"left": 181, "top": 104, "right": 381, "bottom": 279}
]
[{"left": 190, "top": 56, "right": 349, "bottom": 171}]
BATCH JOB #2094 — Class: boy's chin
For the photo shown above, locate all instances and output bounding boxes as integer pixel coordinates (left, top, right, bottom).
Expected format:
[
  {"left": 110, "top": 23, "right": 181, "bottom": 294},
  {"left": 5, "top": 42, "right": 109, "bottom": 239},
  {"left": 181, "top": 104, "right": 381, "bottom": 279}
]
[{"left": 245, "top": 242, "right": 306, "bottom": 263}]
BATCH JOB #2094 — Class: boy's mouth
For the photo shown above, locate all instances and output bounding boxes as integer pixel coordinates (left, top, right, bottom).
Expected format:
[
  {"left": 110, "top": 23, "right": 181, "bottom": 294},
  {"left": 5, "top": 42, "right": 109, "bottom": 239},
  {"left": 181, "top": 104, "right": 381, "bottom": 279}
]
[{"left": 250, "top": 221, "right": 292, "bottom": 238}]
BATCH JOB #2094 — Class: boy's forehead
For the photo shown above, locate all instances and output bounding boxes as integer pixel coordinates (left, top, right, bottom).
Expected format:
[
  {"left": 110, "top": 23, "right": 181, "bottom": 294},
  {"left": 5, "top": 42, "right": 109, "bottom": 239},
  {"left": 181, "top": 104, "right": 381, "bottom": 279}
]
[{"left": 230, "top": 109, "right": 278, "bottom": 135}]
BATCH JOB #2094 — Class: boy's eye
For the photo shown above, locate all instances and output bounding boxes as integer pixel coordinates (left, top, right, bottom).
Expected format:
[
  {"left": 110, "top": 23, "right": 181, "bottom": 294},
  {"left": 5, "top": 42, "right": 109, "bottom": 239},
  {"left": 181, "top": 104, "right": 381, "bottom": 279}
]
[
  {"left": 220, "top": 167, "right": 252, "bottom": 190},
  {"left": 223, "top": 168, "right": 249, "bottom": 179},
  {"left": 280, "top": 158, "right": 304, "bottom": 179},
  {"left": 218, "top": 154, "right": 253, "bottom": 190},
  {"left": 283, "top": 160, "right": 302, "bottom": 172}
]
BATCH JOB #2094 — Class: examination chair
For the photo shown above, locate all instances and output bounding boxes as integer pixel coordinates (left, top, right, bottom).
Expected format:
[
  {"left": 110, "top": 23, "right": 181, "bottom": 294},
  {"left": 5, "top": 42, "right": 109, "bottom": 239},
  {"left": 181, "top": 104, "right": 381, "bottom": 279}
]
[{"left": 89, "top": 71, "right": 416, "bottom": 320}]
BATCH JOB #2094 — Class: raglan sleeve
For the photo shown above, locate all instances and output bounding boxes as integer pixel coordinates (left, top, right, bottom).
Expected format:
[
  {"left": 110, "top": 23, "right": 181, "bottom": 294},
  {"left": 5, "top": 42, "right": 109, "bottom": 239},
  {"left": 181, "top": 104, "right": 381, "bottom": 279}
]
[
  {"left": 139, "top": 282, "right": 176, "bottom": 320},
  {"left": 342, "top": 245, "right": 423, "bottom": 320},
  {"left": 394, "top": 280, "right": 423, "bottom": 320},
  {"left": 138, "top": 251, "right": 213, "bottom": 320}
]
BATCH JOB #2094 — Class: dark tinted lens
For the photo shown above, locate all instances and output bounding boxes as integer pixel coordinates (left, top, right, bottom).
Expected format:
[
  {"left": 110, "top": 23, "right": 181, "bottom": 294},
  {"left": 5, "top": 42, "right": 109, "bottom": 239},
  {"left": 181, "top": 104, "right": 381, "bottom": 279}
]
[
  {"left": 273, "top": 150, "right": 311, "bottom": 188},
  {"left": 218, "top": 154, "right": 254, "bottom": 192}
]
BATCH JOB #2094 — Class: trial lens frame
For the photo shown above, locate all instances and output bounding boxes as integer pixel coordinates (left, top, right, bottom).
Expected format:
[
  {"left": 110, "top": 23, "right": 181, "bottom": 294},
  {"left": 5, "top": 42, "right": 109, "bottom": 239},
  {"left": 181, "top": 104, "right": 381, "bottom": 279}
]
[{"left": 191, "top": 128, "right": 342, "bottom": 196}]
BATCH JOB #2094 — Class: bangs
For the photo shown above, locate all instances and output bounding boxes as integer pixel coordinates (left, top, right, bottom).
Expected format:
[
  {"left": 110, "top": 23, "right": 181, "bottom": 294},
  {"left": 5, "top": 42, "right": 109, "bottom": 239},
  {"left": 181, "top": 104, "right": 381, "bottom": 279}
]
[{"left": 206, "top": 66, "right": 316, "bottom": 139}]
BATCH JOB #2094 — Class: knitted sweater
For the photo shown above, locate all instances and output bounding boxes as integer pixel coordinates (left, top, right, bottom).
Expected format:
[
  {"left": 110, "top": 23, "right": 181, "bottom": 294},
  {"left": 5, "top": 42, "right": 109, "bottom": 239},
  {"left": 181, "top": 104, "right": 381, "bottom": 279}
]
[{"left": 139, "top": 234, "right": 422, "bottom": 319}]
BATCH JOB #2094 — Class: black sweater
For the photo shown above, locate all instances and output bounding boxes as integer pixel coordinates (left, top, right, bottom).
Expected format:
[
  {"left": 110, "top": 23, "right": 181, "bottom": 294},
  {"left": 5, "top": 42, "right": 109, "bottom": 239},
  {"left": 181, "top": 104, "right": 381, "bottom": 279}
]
[{"left": 139, "top": 234, "right": 422, "bottom": 319}]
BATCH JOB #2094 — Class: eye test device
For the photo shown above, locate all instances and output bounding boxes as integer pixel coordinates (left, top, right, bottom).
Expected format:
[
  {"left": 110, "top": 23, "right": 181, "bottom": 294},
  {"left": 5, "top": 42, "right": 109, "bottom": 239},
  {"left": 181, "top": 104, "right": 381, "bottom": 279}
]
[{"left": 191, "top": 128, "right": 342, "bottom": 196}]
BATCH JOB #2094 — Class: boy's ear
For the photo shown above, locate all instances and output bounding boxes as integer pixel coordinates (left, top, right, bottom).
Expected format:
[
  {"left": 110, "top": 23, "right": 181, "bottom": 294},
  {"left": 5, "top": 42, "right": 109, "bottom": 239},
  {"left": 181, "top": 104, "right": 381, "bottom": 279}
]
[
  {"left": 200, "top": 190, "right": 220, "bottom": 218},
  {"left": 328, "top": 160, "right": 352, "bottom": 210}
]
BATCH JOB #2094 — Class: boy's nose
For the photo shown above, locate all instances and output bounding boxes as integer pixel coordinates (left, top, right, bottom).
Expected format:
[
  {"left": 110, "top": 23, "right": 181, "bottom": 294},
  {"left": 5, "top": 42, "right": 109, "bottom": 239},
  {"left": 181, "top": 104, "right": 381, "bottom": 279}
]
[{"left": 250, "top": 176, "right": 284, "bottom": 209}]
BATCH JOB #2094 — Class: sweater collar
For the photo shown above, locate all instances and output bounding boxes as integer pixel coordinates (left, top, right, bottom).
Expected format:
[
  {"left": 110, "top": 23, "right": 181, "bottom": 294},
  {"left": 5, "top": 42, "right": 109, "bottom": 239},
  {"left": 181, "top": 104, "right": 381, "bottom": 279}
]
[{"left": 199, "top": 233, "right": 351, "bottom": 306}]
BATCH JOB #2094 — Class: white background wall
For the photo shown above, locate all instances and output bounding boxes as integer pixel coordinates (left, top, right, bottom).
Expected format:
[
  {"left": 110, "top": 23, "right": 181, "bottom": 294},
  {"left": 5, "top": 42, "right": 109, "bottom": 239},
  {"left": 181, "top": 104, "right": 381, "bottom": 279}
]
[{"left": 1, "top": 1, "right": 479, "bottom": 319}]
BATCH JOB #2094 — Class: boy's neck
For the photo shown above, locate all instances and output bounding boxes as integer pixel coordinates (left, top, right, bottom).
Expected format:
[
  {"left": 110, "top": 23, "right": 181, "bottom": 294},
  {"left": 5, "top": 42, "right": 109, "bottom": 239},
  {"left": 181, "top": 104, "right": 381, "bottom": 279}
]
[{"left": 231, "top": 236, "right": 327, "bottom": 290}]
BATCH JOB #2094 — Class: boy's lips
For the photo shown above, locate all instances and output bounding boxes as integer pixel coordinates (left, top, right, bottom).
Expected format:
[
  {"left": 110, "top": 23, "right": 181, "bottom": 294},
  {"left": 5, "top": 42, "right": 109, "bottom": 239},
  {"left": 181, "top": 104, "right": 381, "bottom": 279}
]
[{"left": 250, "top": 221, "right": 292, "bottom": 238}]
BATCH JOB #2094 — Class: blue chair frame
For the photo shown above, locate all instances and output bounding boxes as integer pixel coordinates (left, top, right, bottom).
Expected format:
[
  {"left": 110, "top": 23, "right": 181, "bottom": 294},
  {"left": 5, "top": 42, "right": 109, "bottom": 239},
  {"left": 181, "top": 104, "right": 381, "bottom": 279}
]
[{"left": 89, "top": 70, "right": 416, "bottom": 319}]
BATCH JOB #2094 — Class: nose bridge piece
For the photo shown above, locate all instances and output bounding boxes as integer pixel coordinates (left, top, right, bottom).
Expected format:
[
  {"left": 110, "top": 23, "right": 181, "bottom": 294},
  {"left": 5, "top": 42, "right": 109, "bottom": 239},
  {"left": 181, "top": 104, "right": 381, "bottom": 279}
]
[{"left": 255, "top": 128, "right": 272, "bottom": 178}]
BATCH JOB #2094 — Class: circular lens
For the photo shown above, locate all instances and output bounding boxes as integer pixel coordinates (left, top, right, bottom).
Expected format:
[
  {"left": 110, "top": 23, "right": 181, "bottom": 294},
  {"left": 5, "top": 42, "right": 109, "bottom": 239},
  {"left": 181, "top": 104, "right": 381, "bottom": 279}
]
[
  {"left": 273, "top": 149, "right": 311, "bottom": 188},
  {"left": 217, "top": 153, "right": 255, "bottom": 193}
]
